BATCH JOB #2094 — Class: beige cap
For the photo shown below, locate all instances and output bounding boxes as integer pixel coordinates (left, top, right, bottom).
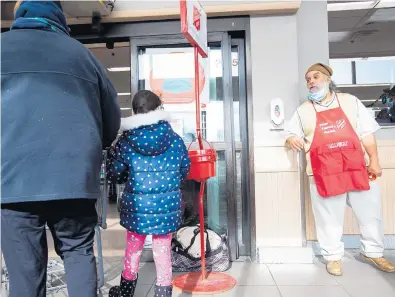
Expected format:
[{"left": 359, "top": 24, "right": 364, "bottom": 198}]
[{"left": 306, "top": 63, "right": 333, "bottom": 77}]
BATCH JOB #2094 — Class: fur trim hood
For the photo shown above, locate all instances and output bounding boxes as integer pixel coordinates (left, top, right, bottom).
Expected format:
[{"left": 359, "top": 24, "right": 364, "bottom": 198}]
[{"left": 120, "top": 110, "right": 171, "bottom": 131}]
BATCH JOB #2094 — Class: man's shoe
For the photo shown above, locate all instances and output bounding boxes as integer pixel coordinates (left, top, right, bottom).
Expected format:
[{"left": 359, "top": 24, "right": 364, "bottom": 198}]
[
  {"left": 360, "top": 254, "right": 395, "bottom": 273},
  {"left": 326, "top": 260, "right": 343, "bottom": 276}
]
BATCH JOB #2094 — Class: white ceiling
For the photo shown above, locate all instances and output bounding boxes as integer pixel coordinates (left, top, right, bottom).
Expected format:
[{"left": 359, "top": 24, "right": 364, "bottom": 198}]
[
  {"left": 328, "top": 1, "right": 395, "bottom": 58},
  {"left": 327, "top": 1, "right": 395, "bottom": 105}
]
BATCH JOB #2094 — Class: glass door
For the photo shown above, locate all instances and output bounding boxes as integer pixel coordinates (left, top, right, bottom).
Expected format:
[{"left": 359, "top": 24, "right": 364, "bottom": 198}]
[{"left": 130, "top": 33, "right": 249, "bottom": 260}]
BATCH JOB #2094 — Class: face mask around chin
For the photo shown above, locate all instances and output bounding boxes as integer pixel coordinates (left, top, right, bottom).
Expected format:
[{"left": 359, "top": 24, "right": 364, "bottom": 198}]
[{"left": 308, "top": 82, "right": 329, "bottom": 103}]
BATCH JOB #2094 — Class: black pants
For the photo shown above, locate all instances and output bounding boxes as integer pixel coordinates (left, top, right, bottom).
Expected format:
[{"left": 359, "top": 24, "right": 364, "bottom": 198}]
[{"left": 1, "top": 199, "right": 98, "bottom": 297}]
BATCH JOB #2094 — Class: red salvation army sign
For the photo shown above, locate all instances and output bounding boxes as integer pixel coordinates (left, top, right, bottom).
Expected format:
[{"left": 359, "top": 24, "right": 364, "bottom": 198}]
[{"left": 180, "top": 0, "right": 208, "bottom": 58}]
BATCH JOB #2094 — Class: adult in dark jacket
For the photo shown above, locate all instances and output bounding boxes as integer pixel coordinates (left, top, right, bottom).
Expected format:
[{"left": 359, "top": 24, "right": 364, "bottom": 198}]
[
  {"left": 107, "top": 90, "right": 190, "bottom": 297},
  {"left": 1, "top": 2, "right": 120, "bottom": 297}
]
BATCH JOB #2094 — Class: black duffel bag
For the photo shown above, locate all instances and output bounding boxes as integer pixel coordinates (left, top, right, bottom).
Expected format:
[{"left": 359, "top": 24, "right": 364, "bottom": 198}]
[{"left": 171, "top": 225, "right": 231, "bottom": 272}]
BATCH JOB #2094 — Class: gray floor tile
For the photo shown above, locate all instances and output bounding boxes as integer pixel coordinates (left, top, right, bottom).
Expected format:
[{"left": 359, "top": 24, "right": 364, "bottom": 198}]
[
  {"left": 105, "top": 262, "right": 156, "bottom": 286},
  {"left": 225, "top": 262, "right": 276, "bottom": 286},
  {"left": 341, "top": 282, "right": 395, "bottom": 297},
  {"left": 268, "top": 264, "right": 339, "bottom": 286},
  {"left": 170, "top": 286, "right": 281, "bottom": 297},
  {"left": 137, "top": 263, "right": 157, "bottom": 285},
  {"left": 148, "top": 286, "right": 213, "bottom": 297},
  {"left": 279, "top": 286, "right": 351, "bottom": 297},
  {"left": 98, "top": 284, "right": 152, "bottom": 297},
  {"left": 213, "top": 286, "right": 282, "bottom": 297},
  {"left": 334, "top": 255, "right": 393, "bottom": 286},
  {"left": 46, "top": 291, "right": 69, "bottom": 297}
]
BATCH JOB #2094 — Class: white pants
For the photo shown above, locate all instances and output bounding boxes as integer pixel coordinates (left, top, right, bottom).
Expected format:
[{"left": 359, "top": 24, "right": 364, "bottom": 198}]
[{"left": 310, "top": 181, "right": 384, "bottom": 261}]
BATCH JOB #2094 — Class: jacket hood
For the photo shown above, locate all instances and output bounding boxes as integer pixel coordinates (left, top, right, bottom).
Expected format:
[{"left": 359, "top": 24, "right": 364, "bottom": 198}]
[
  {"left": 120, "top": 110, "right": 173, "bottom": 156},
  {"left": 12, "top": 1, "right": 69, "bottom": 35}
]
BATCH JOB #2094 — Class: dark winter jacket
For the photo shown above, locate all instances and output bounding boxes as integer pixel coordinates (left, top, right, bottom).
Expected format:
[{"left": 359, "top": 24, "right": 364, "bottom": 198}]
[
  {"left": 1, "top": 1, "right": 121, "bottom": 203},
  {"left": 107, "top": 110, "right": 191, "bottom": 235}
]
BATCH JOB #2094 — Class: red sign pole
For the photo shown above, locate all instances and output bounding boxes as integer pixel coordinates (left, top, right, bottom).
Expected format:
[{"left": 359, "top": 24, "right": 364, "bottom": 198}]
[
  {"left": 194, "top": 45, "right": 206, "bottom": 280},
  {"left": 198, "top": 182, "right": 206, "bottom": 280},
  {"left": 174, "top": 1, "right": 236, "bottom": 293},
  {"left": 194, "top": 46, "right": 204, "bottom": 150}
]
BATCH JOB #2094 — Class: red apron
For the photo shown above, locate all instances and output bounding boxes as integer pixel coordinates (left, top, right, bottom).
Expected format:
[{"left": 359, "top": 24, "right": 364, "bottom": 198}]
[{"left": 309, "top": 98, "right": 370, "bottom": 198}]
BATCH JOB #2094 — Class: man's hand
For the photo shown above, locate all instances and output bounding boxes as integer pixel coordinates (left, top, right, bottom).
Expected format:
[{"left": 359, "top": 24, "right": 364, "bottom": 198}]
[
  {"left": 286, "top": 136, "right": 305, "bottom": 152},
  {"left": 361, "top": 134, "right": 382, "bottom": 177},
  {"left": 368, "top": 159, "right": 382, "bottom": 177}
]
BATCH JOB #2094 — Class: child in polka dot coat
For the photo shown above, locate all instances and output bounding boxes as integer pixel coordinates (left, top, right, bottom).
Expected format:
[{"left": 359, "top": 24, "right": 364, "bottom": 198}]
[{"left": 107, "top": 90, "right": 191, "bottom": 297}]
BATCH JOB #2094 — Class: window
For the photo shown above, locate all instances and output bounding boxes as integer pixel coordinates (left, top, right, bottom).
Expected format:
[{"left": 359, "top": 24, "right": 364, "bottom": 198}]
[
  {"left": 355, "top": 57, "right": 395, "bottom": 85},
  {"left": 329, "top": 59, "right": 353, "bottom": 85},
  {"left": 329, "top": 56, "right": 395, "bottom": 86}
]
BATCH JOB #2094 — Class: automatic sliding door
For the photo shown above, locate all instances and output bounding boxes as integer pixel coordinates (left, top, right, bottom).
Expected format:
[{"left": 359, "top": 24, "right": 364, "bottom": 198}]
[{"left": 130, "top": 33, "right": 245, "bottom": 260}]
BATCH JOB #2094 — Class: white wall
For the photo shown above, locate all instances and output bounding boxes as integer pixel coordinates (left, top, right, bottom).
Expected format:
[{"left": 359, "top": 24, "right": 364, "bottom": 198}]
[
  {"left": 250, "top": 15, "right": 303, "bottom": 252},
  {"left": 249, "top": 1, "right": 329, "bottom": 263},
  {"left": 297, "top": 0, "right": 329, "bottom": 102},
  {"left": 250, "top": 15, "right": 299, "bottom": 147}
]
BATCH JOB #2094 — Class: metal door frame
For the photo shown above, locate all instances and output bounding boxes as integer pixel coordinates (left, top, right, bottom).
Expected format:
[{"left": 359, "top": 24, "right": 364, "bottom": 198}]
[
  {"left": 231, "top": 38, "right": 251, "bottom": 257},
  {"left": 130, "top": 33, "right": 245, "bottom": 261}
]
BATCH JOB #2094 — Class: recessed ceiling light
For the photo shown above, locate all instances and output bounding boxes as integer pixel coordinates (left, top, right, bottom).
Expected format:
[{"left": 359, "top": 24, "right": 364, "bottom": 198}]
[
  {"left": 108, "top": 67, "right": 130, "bottom": 72},
  {"left": 118, "top": 93, "right": 131, "bottom": 96},
  {"left": 337, "top": 83, "right": 391, "bottom": 87},
  {"left": 327, "top": 1, "right": 375, "bottom": 11},
  {"left": 376, "top": 0, "right": 395, "bottom": 9},
  {"left": 121, "top": 107, "right": 132, "bottom": 110}
]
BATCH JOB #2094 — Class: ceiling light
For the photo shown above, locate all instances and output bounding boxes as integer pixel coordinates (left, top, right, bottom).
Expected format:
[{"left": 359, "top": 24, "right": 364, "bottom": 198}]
[
  {"left": 121, "top": 107, "right": 132, "bottom": 110},
  {"left": 376, "top": 0, "right": 395, "bottom": 9},
  {"left": 108, "top": 67, "right": 130, "bottom": 72},
  {"left": 118, "top": 93, "right": 131, "bottom": 96},
  {"left": 327, "top": 1, "right": 376, "bottom": 11},
  {"left": 337, "top": 83, "right": 391, "bottom": 87}
]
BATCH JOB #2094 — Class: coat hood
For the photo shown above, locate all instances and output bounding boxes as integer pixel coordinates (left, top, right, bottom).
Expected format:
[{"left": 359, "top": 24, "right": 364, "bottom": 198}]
[{"left": 120, "top": 110, "right": 173, "bottom": 156}]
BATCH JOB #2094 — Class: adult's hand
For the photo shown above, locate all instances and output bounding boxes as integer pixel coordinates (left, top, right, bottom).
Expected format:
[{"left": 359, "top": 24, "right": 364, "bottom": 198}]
[
  {"left": 368, "top": 159, "right": 382, "bottom": 177},
  {"left": 286, "top": 136, "right": 305, "bottom": 152},
  {"left": 362, "top": 134, "right": 382, "bottom": 177}
]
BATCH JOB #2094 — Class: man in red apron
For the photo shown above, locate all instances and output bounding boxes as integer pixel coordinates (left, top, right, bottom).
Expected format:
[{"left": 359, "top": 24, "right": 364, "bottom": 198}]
[{"left": 286, "top": 63, "right": 394, "bottom": 276}]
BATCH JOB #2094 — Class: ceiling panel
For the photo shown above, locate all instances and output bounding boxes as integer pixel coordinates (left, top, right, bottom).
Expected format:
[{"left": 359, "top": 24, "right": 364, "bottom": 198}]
[
  {"left": 89, "top": 46, "right": 129, "bottom": 69},
  {"left": 328, "top": 16, "right": 364, "bottom": 31},
  {"left": 89, "top": 45, "right": 131, "bottom": 113},
  {"left": 369, "top": 7, "right": 395, "bottom": 22},
  {"left": 107, "top": 72, "right": 130, "bottom": 94},
  {"left": 328, "top": 8, "right": 371, "bottom": 18},
  {"left": 329, "top": 27, "right": 395, "bottom": 58}
]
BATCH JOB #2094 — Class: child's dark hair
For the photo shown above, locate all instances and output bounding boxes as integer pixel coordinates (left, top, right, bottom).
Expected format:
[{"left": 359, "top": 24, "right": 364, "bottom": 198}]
[{"left": 132, "top": 90, "right": 162, "bottom": 114}]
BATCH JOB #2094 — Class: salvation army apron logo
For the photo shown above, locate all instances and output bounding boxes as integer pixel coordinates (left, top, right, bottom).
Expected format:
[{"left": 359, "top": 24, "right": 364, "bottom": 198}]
[{"left": 336, "top": 119, "right": 346, "bottom": 130}]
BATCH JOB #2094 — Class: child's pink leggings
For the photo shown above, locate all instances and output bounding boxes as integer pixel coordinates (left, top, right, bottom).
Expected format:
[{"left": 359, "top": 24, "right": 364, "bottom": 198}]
[{"left": 122, "top": 231, "right": 172, "bottom": 286}]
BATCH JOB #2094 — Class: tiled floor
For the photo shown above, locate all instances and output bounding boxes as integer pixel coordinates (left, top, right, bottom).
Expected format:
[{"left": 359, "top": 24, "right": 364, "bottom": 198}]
[
  {"left": 6, "top": 250, "right": 386, "bottom": 297},
  {"left": 1, "top": 202, "right": 394, "bottom": 296}
]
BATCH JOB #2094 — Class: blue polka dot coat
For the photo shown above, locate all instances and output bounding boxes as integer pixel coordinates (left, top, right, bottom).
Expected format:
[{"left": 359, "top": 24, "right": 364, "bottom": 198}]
[{"left": 107, "top": 110, "right": 191, "bottom": 235}]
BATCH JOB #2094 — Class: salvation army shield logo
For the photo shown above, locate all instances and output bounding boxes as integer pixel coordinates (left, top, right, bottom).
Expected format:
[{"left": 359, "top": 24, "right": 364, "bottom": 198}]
[{"left": 336, "top": 119, "right": 346, "bottom": 130}]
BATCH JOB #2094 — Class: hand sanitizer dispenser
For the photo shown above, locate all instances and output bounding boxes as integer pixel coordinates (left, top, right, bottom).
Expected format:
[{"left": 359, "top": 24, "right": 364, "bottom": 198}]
[{"left": 270, "top": 98, "right": 284, "bottom": 130}]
